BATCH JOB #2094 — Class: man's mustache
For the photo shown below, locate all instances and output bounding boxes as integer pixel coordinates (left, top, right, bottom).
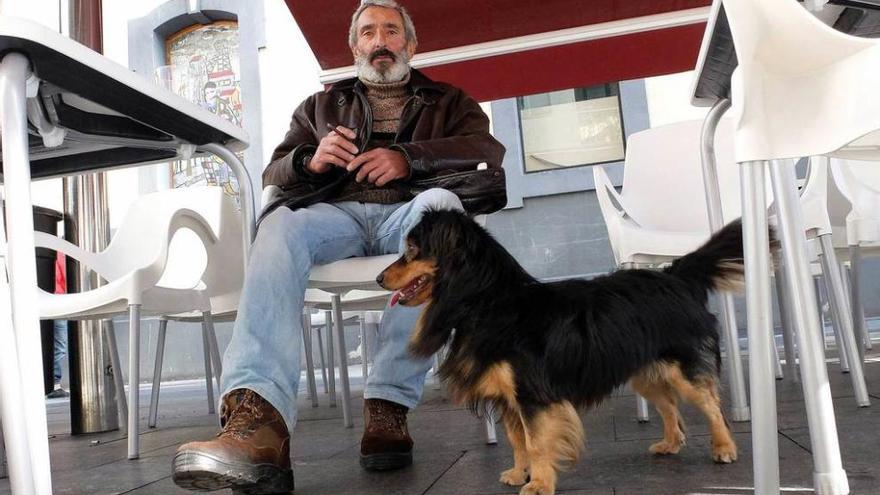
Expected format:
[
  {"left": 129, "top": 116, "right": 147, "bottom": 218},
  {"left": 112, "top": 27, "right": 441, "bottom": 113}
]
[{"left": 370, "top": 48, "right": 396, "bottom": 62}]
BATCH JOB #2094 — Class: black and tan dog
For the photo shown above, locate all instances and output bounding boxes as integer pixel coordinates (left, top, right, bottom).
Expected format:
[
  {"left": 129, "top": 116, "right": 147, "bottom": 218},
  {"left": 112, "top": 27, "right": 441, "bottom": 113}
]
[{"left": 378, "top": 209, "right": 752, "bottom": 495}]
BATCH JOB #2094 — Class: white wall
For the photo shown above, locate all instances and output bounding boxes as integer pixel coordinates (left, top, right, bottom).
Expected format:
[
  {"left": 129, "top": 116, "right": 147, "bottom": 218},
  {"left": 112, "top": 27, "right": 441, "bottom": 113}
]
[{"left": 258, "top": 0, "right": 323, "bottom": 164}]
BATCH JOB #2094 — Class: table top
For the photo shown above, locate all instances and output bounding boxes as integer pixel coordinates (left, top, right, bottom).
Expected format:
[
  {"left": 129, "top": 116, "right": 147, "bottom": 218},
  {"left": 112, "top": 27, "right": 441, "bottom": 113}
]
[
  {"left": 0, "top": 17, "right": 249, "bottom": 179},
  {"left": 689, "top": 0, "right": 880, "bottom": 107}
]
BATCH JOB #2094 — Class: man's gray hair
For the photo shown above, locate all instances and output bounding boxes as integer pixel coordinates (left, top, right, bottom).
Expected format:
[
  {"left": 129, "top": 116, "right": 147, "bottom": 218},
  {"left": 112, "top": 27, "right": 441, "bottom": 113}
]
[{"left": 348, "top": 0, "right": 417, "bottom": 48}]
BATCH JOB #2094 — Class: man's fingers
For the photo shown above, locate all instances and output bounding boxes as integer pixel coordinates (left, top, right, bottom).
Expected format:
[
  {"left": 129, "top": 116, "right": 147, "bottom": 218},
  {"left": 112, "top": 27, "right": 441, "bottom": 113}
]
[
  {"left": 356, "top": 160, "right": 381, "bottom": 182},
  {"left": 366, "top": 166, "right": 388, "bottom": 184},
  {"left": 328, "top": 134, "right": 359, "bottom": 154},
  {"left": 326, "top": 144, "right": 356, "bottom": 163},
  {"left": 374, "top": 169, "right": 400, "bottom": 187},
  {"left": 317, "top": 155, "right": 347, "bottom": 169},
  {"left": 347, "top": 149, "right": 376, "bottom": 172},
  {"left": 333, "top": 125, "right": 357, "bottom": 141}
]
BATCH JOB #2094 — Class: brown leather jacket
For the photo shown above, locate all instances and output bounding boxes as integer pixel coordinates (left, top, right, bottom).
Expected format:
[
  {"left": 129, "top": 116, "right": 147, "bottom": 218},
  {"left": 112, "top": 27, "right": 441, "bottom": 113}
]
[{"left": 261, "top": 69, "right": 506, "bottom": 216}]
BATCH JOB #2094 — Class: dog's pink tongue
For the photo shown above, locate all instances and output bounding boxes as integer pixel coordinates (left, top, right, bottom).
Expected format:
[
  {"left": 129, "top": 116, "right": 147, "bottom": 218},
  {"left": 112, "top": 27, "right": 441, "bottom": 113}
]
[{"left": 390, "top": 291, "right": 401, "bottom": 306}]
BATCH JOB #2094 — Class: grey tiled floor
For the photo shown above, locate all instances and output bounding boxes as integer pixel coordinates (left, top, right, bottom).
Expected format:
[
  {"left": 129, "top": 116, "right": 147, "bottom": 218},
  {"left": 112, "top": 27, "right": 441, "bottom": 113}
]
[{"left": 3, "top": 353, "right": 880, "bottom": 495}]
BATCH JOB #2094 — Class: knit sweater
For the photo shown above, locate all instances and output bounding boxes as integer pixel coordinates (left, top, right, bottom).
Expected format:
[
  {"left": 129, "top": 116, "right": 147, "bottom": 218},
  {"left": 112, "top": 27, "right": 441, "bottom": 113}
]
[{"left": 332, "top": 73, "right": 413, "bottom": 204}]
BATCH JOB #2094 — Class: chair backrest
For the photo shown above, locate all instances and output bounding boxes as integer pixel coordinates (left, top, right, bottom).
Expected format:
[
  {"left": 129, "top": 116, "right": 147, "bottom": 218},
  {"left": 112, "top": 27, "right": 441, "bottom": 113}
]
[
  {"left": 155, "top": 186, "right": 244, "bottom": 313},
  {"left": 723, "top": 0, "right": 872, "bottom": 76},
  {"left": 618, "top": 119, "right": 743, "bottom": 233},
  {"left": 98, "top": 187, "right": 218, "bottom": 286}
]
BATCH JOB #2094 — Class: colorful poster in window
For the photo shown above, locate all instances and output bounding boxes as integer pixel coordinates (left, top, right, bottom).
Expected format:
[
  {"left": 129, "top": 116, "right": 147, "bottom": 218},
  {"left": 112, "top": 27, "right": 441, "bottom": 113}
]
[{"left": 164, "top": 21, "right": 243, "bottom": 203}]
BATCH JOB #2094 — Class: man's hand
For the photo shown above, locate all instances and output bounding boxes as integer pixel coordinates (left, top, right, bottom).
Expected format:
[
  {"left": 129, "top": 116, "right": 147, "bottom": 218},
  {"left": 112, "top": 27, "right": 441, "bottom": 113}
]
[
  {"left": 307, "top": 126, "right": 359, "bottom": 174},
  {"left": 347, "top": 148, "right": 410, "bottom": 186}
]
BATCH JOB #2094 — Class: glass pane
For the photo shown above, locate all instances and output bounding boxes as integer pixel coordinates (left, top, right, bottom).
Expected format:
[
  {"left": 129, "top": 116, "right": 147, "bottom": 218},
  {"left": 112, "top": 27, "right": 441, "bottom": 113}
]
[{"left": 520, "top": 85, "right": 625, "bottom": 173}]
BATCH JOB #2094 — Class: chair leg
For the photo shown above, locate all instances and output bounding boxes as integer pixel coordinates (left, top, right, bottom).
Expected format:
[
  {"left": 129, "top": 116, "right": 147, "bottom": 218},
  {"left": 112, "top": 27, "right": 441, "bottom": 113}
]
[
  {"left": 326, "top": 310, "right": 336, "bottom": 407},
  {"left": 814, "top": 276, "right": 829, "bottom": 351},
  {"left": 848, "top": 246, "right": 871, "bottom": 352},
  {"left": 104, "top": 318, "right": 128, "bottom": 429},
  {"left": 301, "top": 313, "right": 319, "bottom": 408},
  {"left": 148, "top": 318, "right": 168, "bottom": 428},
  {"left": 620, "top": 262, "right": 651, "bottom": 423},
  {"left": 742, "top": 160, "right": 780, "bottom": 494},
  {"left": 769, "top": 160, "right": 850, "bottom": 492},
  {"left": 0, "top": 420, "right": 6, "bottom": 479},
  {"left": 774, "top": 257, "right": 797, "bottom": 381},
  {"left": 203, "top": 311, "right": 222, "bottom": 392},
  {"left": 128, "top": 304, "right": 142, "bottom": 460},
  {"left": 359, "top": 314, "right": 369, "bottom": 382},
  {"left": 770, "top": 330, "right": 784, "bottom": 380},
  {"left": 201, "top": 318, "right": 216, "bottom": 415},
  {"left": 821, "top": 268, "right": 851, "bottom": 373},
  {"left": 818, "top": 234, "right": 869, "bottom": 406},
  {"left": 314, "top": 319, "right": 329, "bottom": 394},
  {"left": 717, "top": 292, "right": 751, "bottom": 421},
  {"left": 484, "top": 402, "right": 498, "bottom": 445},
  {"left": 332, "top": 295, "right": 353, "bottom": 428}
]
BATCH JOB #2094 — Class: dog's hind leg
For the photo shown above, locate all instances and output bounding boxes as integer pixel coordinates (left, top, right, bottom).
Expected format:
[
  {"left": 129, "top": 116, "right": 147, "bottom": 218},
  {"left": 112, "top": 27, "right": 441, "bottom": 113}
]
[
  {"left": 519, "top": 401, "right": 584, "bottom": 495},
  {"left": 631, "top": 366, "right": 686, "bottom": 455},
  {"left": 499, "top": 411, "right": 529, "bottom": 487},
  {"left": 665, "top": 366, "right": 738, "bottom": 463}
]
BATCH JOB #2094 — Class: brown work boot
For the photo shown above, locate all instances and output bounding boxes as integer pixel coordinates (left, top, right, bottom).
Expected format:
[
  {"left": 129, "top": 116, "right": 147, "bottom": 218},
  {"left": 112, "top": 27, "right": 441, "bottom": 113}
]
[
  {"left": 172, "top": 389, "right": 293, "bottom": 494},
  {"left": 360, "top": 398, "right": 413, "bottom": 471}
]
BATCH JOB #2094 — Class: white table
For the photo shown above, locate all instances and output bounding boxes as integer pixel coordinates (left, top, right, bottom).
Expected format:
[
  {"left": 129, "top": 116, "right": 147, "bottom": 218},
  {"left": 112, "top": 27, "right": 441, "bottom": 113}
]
[
  {"left": 689, "top": 1, "right": 879, "bottom": 493},
  {"left": 0, "top": 17, "right": 255, "bottom": 494}
]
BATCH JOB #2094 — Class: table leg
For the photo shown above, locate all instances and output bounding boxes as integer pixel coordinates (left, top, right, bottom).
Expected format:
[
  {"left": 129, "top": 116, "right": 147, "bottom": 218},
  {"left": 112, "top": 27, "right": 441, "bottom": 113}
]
[
  {"left": 740, "top": 160, "right": 779, "bottom": 495},
  {"left": 768, "top": 160, "right": 849, "bottom": 495},
  {"left": 0, "top": 51, "right": 53, "bottom": 494},
  {"left": 199, "top": 143, "right": 255, "bottom": 257}
]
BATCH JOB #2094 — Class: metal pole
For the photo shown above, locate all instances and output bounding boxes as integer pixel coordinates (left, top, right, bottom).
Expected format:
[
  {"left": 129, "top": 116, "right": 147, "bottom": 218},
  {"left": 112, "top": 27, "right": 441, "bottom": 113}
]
[
  {"left": 332, "top": 295, "right": 354, "bottom": 428},
  {"left": 700, "top": 98, "right": 749, "bottom": 421},
  {"left": 768, "top": 160, "right": 849, "bottom": 495},
  {"left": 66, "top": 0, "right": 119, "bottom": 437},
  {"left": 740, "top": 160, "right": 779, "bottom": 495}
]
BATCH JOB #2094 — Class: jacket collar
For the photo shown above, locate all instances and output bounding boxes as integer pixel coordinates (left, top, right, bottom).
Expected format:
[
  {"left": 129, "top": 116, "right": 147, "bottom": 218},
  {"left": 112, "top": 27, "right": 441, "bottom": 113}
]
[{"left": 329, "top": 68, "right": 444, "bottom": 98}]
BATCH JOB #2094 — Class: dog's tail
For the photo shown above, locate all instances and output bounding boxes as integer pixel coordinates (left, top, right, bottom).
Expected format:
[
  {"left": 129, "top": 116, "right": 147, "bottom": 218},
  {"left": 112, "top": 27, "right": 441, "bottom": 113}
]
[{"left": 664, "top": 219, "right": 753, "bottom": 295}]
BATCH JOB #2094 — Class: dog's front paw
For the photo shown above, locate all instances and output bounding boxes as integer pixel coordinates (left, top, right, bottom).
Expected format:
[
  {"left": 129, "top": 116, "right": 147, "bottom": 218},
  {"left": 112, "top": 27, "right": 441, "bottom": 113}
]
[
  {"left": 499, "top": 468, "right": 528, "bottom": 486},
  {"left": 519, "top": 479, "right": 555, "bottom": 495},
  {"left": 649, "top": 439, "right": 683, "bottom": 455},
  {"left": 712, "top": 441, "right": 738, "bottom": 463}
]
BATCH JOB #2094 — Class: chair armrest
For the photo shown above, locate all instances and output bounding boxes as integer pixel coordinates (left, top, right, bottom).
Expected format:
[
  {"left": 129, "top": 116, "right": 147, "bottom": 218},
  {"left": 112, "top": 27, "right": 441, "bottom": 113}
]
[
  {"left": 593, "top": 165, "right": 634, "bottom": 223},
  {"left": 33, "top": 231, "right": 114, "bottom": 280}
]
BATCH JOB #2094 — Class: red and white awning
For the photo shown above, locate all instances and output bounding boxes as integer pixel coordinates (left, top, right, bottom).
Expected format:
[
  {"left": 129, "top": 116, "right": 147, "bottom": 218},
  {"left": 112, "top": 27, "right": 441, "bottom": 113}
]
[{"left": 284, "top": 0, "right": 711, "bottom": 101}]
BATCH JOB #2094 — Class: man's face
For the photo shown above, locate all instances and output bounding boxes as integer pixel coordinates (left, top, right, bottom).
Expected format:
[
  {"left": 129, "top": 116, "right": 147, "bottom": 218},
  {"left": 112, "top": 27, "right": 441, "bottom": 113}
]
[{"left": 352, "top": 6, "right": 416, "bottom": 83}]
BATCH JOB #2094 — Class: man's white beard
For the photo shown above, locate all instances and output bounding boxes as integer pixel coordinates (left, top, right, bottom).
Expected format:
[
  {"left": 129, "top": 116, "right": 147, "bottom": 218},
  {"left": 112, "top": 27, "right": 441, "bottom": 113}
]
[{"left": 356, "top": 49, "right": 411, "bottom": 84}]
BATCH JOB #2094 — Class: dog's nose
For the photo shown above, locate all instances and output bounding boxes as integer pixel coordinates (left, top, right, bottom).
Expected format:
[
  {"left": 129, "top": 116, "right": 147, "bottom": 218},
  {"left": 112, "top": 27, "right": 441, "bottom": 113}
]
[{"left": 375, "top": 272, "right": 385, "bottom": 287}]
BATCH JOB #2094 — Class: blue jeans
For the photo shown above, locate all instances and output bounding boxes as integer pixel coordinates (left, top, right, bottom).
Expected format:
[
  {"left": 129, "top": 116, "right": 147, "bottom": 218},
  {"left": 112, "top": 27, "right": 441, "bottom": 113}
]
[
  {"left": 53, "top": 319, "right": 68, "bottom": 384},
  {"left": 221, "top": 189, "right": 463, "bottom": 432}
]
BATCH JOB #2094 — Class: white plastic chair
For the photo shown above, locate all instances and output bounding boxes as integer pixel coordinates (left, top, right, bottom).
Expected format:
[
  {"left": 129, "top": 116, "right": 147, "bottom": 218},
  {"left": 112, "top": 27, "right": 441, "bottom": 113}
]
[
  {"left": 830, "top": 158, "right": 880, "bottom": 356},
  {"left": 35, "top": 187, "right": 223, "bottom": 460},
  {"left": 593, "top": 119, "right": 752, "bottom": 423},
  {"left": 717, "top": 0, "right": 880, "bottom": 491},
  {"left": 594, "top": 121, "right": 868, "bottom": 423},
  {"left": 146, "top": 186, "right": 244, "bottom": 429}
]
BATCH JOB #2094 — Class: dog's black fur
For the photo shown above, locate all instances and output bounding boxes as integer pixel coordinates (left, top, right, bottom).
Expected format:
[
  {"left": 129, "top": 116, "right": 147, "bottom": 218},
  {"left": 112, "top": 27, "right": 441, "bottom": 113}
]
[{"left": 379, "top": 209, "right": 750, "bottom": 494}]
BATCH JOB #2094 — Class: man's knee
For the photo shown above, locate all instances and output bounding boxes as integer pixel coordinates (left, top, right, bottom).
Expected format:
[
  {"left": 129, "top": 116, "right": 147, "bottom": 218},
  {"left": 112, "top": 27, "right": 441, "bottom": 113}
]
[{"left": 414, "top": 188, "right": 463, "bottom": 212}]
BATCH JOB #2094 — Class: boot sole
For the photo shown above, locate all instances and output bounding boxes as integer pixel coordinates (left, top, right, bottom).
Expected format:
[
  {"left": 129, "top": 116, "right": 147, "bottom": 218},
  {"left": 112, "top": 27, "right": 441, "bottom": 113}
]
[
  {"left": 359, "top": 451, "right": 413, "bottom": 471},
  {"left": 172, "top": 450, "right": 293, "bottom": 494}
]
